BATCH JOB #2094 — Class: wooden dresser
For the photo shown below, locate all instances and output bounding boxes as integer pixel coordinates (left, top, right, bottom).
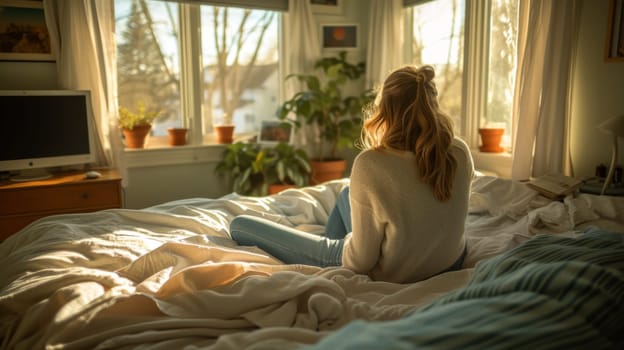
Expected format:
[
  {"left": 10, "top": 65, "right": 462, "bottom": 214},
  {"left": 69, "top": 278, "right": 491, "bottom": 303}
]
[{"left": 0, "top": 169, "right": 123, "bottom": 240}]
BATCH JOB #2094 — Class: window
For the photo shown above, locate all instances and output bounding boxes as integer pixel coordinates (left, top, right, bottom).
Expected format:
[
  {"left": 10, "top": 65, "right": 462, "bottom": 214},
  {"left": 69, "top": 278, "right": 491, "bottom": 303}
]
[
  {"left": 406, "top": 0, "right": 519, "bottom": 150},
  {"left": 116, "top": 0, "right": 181, "bottom": 137},
  {"left": 199, "top": 6, "right": 279, "bottom": 135},
  {"left": 115, "top": 0, "right": 281, "bottom": 144},
  {"left": 408, "top": 0, "right": 465, "bottom": 130},
  {"left": 485, "top": 0, "right": 518, "bottom": 142}
]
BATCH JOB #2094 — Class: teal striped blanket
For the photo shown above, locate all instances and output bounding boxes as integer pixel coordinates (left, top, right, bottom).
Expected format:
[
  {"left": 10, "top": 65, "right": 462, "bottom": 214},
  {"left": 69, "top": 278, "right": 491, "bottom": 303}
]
[{"left": 310, "top": 228, "right": 624, "bottom": 349}]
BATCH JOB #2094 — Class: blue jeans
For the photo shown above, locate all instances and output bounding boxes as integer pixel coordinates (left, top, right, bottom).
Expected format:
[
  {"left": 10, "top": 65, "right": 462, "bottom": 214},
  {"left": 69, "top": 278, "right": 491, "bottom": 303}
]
[
  {"left": 325, "top": 186, "right": 352, "bottom": 239},
  {"left": 229, "top": 187, "right": 351, "bottom": 267}
]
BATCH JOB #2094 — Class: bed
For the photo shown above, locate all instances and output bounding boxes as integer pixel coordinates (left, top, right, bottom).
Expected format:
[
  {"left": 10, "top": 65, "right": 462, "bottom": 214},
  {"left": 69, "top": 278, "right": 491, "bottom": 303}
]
[{"left": 1, "top": 176, "right": 623, "bottom": 349}]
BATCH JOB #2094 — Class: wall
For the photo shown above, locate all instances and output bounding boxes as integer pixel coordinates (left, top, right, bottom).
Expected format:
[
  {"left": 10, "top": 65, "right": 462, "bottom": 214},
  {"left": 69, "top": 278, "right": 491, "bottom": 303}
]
[
  {"left": 124, "top": 162, "right": 229, "bottom": 208},
  {"left": 315, "top": 0, "right": 369, "bottom": 64},
  {"left": 0, "top": 61, "right": 57, "bottom": 89},
  {"left": 569, "top": 0, "right": 624, "bottom": 179}
]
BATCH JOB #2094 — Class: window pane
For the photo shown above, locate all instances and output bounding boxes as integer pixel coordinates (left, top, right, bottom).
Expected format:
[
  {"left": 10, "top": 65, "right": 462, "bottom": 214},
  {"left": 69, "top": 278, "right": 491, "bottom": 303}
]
[
  {"left": 116, "top": 0, "right": 181, "bottom": 137},
  {"left": 411, "top": 0, "right": 465, "bottom": 134},
  {"left": 485, "top": 0, "right": 518, "bottom": 147},
  {"left": 200, "top": 6, "right": 280, "bottom": 134}
]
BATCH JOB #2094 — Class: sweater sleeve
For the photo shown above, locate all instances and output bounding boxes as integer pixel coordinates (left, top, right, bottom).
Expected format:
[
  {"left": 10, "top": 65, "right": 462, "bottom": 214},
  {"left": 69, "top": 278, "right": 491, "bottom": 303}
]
[{"left": 341, "top": 152, "right": 386, "bottom": 276}]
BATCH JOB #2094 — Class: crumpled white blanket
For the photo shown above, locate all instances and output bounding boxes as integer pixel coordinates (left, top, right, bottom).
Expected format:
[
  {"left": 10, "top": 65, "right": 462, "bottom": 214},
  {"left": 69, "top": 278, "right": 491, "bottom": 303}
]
[
  {"left": 0, "top": 176, "right": 622, "bottom": 350},
  {"left": 470, "top": 176, "right": 624, "bottom": 234}
]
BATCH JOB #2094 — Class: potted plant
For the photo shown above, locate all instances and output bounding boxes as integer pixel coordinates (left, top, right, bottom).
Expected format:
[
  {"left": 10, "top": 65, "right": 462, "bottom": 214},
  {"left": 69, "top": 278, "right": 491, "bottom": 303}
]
[
  {"left": 167, "top": 127, "right": 188, "bottom": 146},
  {"left": 478, "top": 127, "right": 505, "bottom": 153},
  {"left": 263, "top": 141, "right": 311, "bottom": 194},
  {"left": 118, "top": 101, "right": 161, "bottom": 149},
  {"left": 215, "top": 141, "right": 311, "bottom": 196},
  {"left": 215, "top": 142, "right": 263, "bottom": 195},
  {"left": 277, "top": 51, "right": 375, "bottom": 184},
  {"left": 214, "top": 113, "right": 235, "bottom": 144}
]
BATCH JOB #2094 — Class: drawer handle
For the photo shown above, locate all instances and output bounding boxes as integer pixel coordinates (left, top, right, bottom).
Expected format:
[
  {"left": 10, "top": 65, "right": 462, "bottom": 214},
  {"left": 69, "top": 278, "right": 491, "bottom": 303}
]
[{"left": 82, "top": 193, "right": 90, "bottom": 199}]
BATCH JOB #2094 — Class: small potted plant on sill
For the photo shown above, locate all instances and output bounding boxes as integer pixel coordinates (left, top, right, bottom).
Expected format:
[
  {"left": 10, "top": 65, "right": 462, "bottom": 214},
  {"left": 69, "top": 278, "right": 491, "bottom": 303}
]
[
  {"left": 118, "top": 101, "right": 161, "bottom": 149},
  {"left": 167, "top": 127, "right": 188, "bottom": 146},
  {"left": 478, "top": 125, "right": 505, "bottom": 153},
  {"left": 215, "top": 141, "right": 311, "bottom": 196},
  {"left": 214, "top": 113, "right": 235, "bottom": 144},
  {"left": 277, "top": 51, "right": 375, "bottom": 184}
]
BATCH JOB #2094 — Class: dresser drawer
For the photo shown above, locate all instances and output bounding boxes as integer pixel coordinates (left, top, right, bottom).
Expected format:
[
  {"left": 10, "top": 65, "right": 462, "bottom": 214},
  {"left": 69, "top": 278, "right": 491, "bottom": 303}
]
[
  {"left": 0, "top": 181, "right": 121, "bottom": 215},
  {"left": 0, "top": 169, "right": 123, "bottom": 240}
]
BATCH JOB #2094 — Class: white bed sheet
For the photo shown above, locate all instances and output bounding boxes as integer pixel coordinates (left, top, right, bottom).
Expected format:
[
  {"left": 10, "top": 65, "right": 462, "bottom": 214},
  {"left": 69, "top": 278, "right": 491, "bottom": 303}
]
[{"left": 1, "top": 176, "right": 622, "bottom": 349}]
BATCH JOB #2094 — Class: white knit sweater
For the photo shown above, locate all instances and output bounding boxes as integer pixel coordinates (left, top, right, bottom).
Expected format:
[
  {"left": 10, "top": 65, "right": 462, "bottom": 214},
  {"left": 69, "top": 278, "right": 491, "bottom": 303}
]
[{"left": 342, "top": 138, "right": 474, "bottom": 283}]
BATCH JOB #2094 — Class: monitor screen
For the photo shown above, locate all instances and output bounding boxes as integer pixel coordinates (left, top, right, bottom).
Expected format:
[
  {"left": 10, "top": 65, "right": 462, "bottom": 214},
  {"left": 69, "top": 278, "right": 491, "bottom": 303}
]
[{"left": 0, "top": 90, "right": 96, "bottom": 181}]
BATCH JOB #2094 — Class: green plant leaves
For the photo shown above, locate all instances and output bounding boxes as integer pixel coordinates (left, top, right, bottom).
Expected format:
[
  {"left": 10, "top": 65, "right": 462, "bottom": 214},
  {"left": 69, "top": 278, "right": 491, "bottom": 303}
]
[
  {"left": 215, "top": 141, "right": 311, "bottom": 196},
  {"left": 118, "top": 101, "right": 162, "bottom": 130},
  {"left": 276, "top": 51, "right": 375, "bottom": 160}
]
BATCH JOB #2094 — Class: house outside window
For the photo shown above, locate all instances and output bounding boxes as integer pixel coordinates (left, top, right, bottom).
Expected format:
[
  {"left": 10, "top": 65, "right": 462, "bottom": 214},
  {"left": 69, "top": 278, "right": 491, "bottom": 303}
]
[
  {"left": 115, "top": 0, "right": 281, "bottom": 144},
  {"left": 200, "top": 6, "right": 279, "bottom": 135},
  {"left": 406, "top": 0, "right": 519, "bottom": 151}
]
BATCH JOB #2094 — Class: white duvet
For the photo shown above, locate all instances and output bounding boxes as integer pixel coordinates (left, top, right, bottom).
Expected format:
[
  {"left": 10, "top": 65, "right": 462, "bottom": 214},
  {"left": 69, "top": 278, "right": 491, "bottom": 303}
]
[{"left": 1, "top": 176, "right": 622, "bottom": 349}]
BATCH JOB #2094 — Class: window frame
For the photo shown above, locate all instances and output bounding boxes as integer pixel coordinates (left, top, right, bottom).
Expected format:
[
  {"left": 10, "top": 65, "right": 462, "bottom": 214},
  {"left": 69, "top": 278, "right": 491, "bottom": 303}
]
[
  {"left": 118, "top": 0, "right": 283, "bottom": 151},
  {"left": 463, "top": 0, "right": 514, "bottom": 177},
  {"left": 461, "top": 0, "right": 491, "bottom": 149}
]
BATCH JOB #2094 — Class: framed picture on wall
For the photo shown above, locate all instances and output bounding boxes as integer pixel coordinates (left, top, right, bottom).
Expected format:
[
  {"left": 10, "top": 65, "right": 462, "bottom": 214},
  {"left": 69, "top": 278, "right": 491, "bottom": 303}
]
[
  {"left": 0, "top": 0, "right": 54, "bottom": 62},
  {"left": 311, "top": 0, "right": 343, "bottom": 15},
  {"left": 605, "top": 0, "right": 624, "bottom": 62},
  {"left": 321, "top": 24, "right": 358, "bottom": 50}
]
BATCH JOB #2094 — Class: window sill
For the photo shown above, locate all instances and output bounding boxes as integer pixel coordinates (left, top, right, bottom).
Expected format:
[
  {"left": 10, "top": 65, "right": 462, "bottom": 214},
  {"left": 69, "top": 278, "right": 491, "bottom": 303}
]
[
  {"left": 471, "top": 149, "right": 512, "bottom": 178},
  {"left": 124, "top": 133, "right": 255, "bottom": 168}
]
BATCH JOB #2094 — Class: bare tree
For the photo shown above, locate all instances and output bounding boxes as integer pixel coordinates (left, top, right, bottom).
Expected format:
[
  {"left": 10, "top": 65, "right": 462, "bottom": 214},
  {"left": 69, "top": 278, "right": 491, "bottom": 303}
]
[
  {"left": 486, "top": 0, "right": 518, "bottom": 127},
  {"left": 117, "top": 1, "right": 276, "bottom": 131},
  {"left": 117, "top": 0, "right": 179, "bottom": 125},
  {"left": 205, "top": 7, "right": 275, "bottom": 125},
  {"left": 436, "top": 0, "right": 463, "bottom": 106}
]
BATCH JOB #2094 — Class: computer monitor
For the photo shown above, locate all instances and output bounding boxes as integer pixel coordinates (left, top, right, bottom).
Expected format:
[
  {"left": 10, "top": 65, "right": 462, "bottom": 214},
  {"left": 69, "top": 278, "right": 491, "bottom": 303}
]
[{"left": 0, "top": 90, "right": 97, "bottom": 182}]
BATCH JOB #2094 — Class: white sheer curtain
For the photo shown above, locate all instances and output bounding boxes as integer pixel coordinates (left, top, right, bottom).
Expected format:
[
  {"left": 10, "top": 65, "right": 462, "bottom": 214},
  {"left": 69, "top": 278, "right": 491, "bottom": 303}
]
[
  {"left": 282, "top": 0, "right": 320, "bottom": 147},
  {"left": 43, "top": 0, "right": 123, "bottom": 171},
  {"left": 365, "top": 0, "right": 403, "bottom": 89},
  {"left": 511, "top": 0, "right": 582, "bottom": 180},
  {"left": 282, "top": 0, "right": 319, "bottom": 99}
]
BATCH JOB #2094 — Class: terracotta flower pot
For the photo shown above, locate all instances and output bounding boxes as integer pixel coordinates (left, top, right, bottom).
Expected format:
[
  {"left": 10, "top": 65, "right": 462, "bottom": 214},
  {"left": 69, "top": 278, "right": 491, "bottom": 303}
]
[
  {"left": 123, "top": 124, "right": 151, "bottom": 149},
  {"left": 310, "top": 159, "right": 347, "bottom": 185},
  {"left": 214, "top": 125, "right": 235, "bottom": 144},
  {"left": 478, "top": 128, "right": 505, "bottom": 153},
  {"left": 168, "top": 128, "right": 188, "bottom": 146}
]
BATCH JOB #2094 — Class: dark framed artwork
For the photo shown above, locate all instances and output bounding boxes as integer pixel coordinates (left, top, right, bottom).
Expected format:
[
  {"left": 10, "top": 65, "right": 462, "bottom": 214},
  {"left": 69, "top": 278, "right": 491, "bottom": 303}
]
[
  {"left": 321, "top": 24, "right": 358, "bottom": 50},
  {"left": 0, "top": 0, "right": 54, "bottom": 62},
  {"left": 311, "top": 0, "right": 343, "bottom": 15},
  {"left": 605, "top": 0, "right": 624, "bottom": 62}
]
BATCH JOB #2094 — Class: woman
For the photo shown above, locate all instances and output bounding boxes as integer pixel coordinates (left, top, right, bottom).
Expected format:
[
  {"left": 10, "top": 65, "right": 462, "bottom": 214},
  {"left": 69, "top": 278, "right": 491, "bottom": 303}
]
[{"left": 230, "top": 65, "right": 474, "bottom": 283}]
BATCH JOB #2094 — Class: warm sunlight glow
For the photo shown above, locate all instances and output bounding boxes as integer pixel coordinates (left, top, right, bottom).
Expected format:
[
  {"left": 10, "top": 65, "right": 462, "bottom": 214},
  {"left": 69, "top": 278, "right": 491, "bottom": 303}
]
[{"left": 413, "top": 0, "right": 464, "bottom": 65}]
